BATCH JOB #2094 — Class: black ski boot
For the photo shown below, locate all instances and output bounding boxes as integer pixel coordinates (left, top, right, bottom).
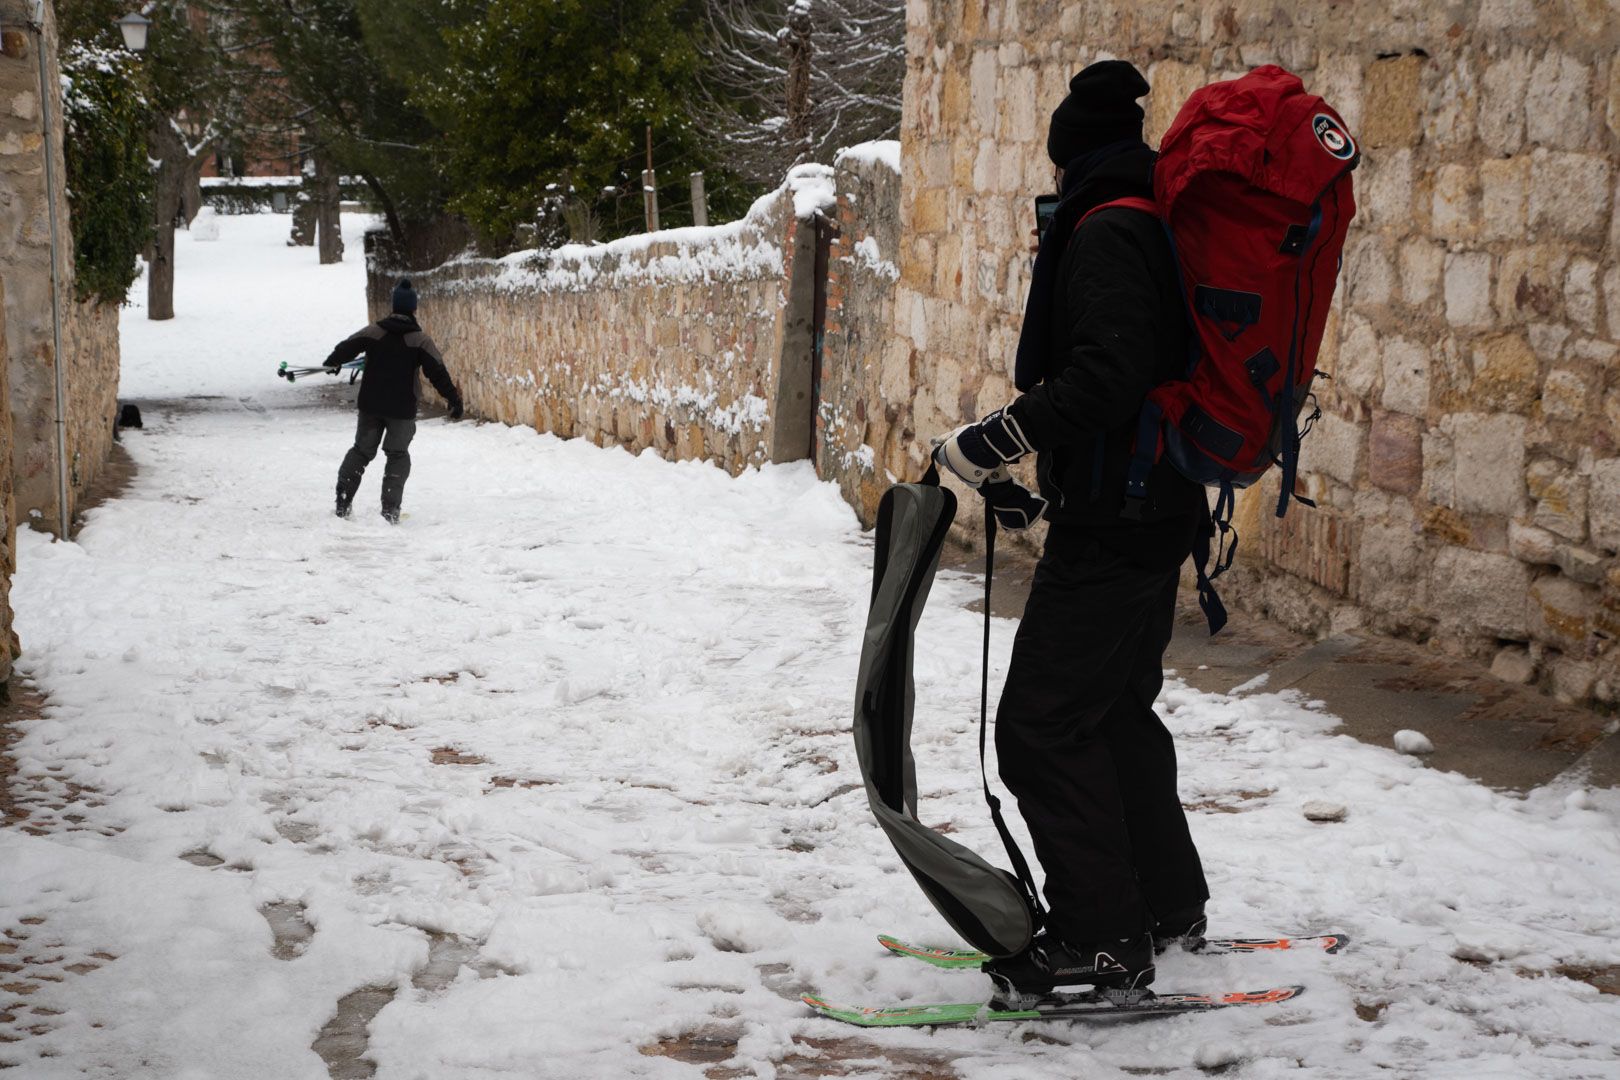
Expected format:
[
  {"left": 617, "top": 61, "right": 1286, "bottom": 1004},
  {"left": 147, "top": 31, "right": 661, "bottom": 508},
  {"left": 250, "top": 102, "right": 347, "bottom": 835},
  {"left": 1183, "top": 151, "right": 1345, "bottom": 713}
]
[
  {"left": 381, "top": 506, "right": 401, "bottom": 525},
  {"left": 335, "top": 497, "right": 352, "bottom": 519},
  {"left": 1152, "top": 903, "right": 1208, "bottom": 954},
  {"left": 983, "top": 931, "right": 1155, "bottom": 1011}
]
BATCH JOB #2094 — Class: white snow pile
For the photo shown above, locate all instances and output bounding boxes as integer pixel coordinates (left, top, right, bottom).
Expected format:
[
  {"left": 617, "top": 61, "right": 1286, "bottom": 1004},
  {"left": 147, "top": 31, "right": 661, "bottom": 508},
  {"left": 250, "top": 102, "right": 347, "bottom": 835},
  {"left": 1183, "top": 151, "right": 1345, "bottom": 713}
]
[
  {"left": 850, "top": 234, "right": 900, "bottom": 281},
  {"left": 4, "top": 211, "right": 1620, "bottom": 1079},
  {"left": 1394, "top": 729, "right": 1436, "bottom": 755}
]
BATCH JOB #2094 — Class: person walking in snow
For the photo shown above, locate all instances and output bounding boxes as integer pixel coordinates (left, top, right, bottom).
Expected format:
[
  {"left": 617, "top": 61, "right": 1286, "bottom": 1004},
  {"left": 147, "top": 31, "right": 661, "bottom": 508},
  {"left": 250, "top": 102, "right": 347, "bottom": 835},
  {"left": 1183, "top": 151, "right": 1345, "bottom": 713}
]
[
  {"left": 930, "top": 60, "right": 1210, "bottom": 1007},
  {"left": 324, "top": 279, "right": 464, "bottom": 523}
]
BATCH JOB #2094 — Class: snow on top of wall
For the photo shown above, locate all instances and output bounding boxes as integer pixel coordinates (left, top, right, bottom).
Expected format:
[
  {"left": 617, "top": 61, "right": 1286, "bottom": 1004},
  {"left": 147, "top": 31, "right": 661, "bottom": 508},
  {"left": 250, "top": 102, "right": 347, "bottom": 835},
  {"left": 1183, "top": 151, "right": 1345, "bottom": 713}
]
[
  {"left": 834, "top": 140, "right": 901, "bottom": 174},
  {"left": 200, "top": 176, "right": 302, "bottom": 188},
  {"left": 785, "top": 162, "right": 836, "bottom": 218},
  {"left": 420, "top": 164, "right": 837, "bottom": 297}
]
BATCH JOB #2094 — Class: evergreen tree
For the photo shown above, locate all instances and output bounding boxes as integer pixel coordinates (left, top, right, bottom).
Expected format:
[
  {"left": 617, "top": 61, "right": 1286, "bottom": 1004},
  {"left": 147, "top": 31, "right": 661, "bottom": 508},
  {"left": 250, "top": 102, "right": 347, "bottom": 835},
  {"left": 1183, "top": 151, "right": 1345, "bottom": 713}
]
[
  {"left": 60, "top": 41, "right": 154, "bottom": 303},
  {"left": 234, "top": 0, "right": 451, "bottom": 253},
  {"left": 409, "top": 0, "right": 741, "bottom": 248},
  {"left": 61, "top": 0, "right": 240, "bottom": 317}
]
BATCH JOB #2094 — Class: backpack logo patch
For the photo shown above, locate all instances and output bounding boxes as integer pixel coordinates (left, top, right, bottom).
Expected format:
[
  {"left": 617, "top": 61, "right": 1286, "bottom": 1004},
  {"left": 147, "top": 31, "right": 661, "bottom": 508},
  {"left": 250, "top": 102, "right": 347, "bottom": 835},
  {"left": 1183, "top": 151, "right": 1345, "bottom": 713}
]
[{"left": 1312, "top": 114, "right": 1355, "bottom": 160}]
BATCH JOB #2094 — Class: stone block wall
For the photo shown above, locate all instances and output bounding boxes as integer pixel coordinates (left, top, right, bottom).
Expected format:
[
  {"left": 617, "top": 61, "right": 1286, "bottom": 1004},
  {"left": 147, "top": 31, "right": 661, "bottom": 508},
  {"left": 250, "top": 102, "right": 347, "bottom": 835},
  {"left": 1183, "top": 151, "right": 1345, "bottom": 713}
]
[
  {"left": 816, "top": 143, "right": 905, "bottom": 524},
  {"left": 365, "top": 168, "right": 837, "bottom": 475},
  {"left": 0, "top": 0, "right": 121, "bottom": 536},
  {"left": 60, "top": 299, "right": 119, "bottom": 508},
  {"left": 0, "top": 278, "right": 16, "bottom": 687},
  {"left": 892, "top": 0, "right": 1620, "bottom": 707}
]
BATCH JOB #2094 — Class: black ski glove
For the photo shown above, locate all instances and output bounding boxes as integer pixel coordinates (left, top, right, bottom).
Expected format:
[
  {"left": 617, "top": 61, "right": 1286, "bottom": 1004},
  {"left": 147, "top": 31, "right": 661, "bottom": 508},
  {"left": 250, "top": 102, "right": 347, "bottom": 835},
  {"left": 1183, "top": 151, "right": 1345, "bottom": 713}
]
[
  {"left": 448, "top": 396, "right": 464, "bottom": 421},
  {"left": 982, "top": 471, "right": 1047, "bottom": 530},
  {"left": 323, "top": 361, "right": 343, "bottom": 375}
]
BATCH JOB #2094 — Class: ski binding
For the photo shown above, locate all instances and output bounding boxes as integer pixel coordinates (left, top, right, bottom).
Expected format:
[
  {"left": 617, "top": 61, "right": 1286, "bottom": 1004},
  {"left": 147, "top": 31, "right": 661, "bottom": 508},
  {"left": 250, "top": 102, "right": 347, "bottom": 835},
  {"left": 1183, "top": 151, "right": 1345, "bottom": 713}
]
[{"left": 877, "top": 931, "right": 1348, "bottom": 970}]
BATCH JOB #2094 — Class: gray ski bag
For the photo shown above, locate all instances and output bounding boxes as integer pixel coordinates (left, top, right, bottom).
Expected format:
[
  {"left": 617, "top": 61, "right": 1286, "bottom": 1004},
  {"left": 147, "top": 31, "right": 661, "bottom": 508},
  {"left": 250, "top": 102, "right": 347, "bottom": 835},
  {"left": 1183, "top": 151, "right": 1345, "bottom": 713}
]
[{"left": 851, "top": 471, "right": 1039, "bottom": 958}]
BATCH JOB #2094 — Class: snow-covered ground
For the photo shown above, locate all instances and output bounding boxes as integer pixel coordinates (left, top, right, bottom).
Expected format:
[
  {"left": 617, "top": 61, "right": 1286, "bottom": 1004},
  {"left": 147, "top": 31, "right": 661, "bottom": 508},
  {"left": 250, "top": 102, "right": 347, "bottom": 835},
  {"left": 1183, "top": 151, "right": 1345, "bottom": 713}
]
[{"left": 5, "top": 212, "right": 1620, "bottom": 1079}]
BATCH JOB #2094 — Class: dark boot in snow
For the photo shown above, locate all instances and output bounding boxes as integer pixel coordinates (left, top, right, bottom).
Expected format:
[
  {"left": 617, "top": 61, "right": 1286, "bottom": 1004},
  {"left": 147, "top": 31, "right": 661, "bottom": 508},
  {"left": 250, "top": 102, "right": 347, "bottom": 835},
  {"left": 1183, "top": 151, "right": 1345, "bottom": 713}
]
[
  {"left": 335, "top": 497, "right": 352, "bottom": 519},
  {"left": 381, "top": 506, "right": 401, "bottom": 525},
  {"left": 1152, "top": 903, "right": 1208, "bottom": 954},
  {"left": 381, "top": 447, "right": 411, "bottom": 517},
  {"left": 983, "top": 931, "right": 1155, "bottom": 1010}
]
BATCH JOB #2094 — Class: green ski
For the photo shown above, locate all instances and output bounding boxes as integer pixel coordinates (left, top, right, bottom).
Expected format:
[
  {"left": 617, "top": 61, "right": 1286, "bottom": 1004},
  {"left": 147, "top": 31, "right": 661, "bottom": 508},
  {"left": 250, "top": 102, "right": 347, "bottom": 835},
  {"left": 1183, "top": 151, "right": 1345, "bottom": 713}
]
[{"left": 803, "top": 985, "right": 1306, "bottom": 1027}]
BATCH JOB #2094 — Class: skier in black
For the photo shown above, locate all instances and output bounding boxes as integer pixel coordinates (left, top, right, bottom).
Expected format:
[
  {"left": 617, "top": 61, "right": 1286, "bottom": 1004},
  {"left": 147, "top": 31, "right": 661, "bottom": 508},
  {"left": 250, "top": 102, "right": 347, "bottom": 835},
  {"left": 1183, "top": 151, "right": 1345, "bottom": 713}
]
[
  {"left": 324, "top": 279, "right": 463, "bottom": 523},
  {"left": 931, "top": 60, "right": 1210, "bottom": 1007}
]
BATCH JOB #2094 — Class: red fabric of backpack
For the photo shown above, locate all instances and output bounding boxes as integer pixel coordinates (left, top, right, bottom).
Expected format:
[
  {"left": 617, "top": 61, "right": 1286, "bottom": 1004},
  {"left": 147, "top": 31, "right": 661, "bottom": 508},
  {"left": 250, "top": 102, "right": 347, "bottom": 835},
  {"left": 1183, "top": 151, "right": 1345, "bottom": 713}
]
[{"left": 1080, "top": 65, "right": 1359, "bottom": 631}]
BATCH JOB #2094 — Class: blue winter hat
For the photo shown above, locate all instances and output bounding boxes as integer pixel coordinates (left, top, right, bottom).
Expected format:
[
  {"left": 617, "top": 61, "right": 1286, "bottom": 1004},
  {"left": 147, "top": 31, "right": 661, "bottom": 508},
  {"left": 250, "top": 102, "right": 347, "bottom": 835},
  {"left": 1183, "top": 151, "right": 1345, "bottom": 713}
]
[{"left": 391, "top": 278, "right": 418, "bottom": 314}]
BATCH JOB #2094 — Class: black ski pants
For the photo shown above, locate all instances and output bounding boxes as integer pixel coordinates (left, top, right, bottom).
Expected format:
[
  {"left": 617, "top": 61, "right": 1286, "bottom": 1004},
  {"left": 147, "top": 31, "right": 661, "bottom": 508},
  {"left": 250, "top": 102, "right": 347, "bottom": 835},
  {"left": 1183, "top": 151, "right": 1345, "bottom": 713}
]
[
  {"left": 996, "top": 526, "right": 1208, "bottom": 943},
  {"left": 337, "top": 410, "right": 415, "bottom": 513}
]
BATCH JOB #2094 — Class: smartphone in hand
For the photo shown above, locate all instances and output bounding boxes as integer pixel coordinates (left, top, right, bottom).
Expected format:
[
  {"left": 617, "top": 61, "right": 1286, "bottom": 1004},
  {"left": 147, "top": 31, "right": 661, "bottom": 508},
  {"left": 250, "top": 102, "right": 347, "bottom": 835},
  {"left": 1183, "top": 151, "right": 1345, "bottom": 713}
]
[{"left": 1034, "top": 194, "right": 1060, "bottom": 241}]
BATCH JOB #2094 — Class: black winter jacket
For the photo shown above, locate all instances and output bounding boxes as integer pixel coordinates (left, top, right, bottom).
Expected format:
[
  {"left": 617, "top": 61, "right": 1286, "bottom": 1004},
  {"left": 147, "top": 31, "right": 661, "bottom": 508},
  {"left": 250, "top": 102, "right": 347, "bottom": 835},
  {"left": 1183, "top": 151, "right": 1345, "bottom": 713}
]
[
  {"left": 325, "top": 314, "right": 459, "bottom": 420},
  {"left": 1005, "top": 146, "right": 1205, "bottom": 568}
]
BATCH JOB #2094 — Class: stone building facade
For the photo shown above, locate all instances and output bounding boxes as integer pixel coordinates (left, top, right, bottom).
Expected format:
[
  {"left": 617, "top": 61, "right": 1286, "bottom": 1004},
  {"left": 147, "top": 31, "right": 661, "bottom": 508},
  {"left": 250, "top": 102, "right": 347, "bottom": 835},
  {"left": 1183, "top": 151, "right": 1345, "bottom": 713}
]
[
  {"left": 883, "top": 0, "right": 1620, "bottom": 706},
  {"left": 366, "top": 169, "right": 837, "bottom": 477},
  {"left": 0, "top": 0, "right": 122, "bottom": 539}
]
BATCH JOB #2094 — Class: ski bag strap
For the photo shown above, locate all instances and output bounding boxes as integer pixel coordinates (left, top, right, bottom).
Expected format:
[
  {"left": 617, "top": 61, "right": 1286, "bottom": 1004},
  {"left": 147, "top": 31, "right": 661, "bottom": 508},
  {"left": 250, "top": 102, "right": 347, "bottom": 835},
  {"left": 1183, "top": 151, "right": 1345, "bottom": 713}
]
[{"left": 978, "top": 500, "right": 1045, "bottom": 923}]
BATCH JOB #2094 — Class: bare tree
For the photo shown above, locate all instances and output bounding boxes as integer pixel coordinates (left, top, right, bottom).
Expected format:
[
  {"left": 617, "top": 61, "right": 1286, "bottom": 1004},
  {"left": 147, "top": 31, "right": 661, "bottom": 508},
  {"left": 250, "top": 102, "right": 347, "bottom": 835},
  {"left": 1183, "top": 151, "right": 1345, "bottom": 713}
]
[
  {"left": 695, "top": 0, "right": 903, "bottom": 186},
  {"left": 313, "top": 146, "right": 345, "bottom": 264},
  {"left": 148, "top": 117, "right": 216, "bottom": 320}
]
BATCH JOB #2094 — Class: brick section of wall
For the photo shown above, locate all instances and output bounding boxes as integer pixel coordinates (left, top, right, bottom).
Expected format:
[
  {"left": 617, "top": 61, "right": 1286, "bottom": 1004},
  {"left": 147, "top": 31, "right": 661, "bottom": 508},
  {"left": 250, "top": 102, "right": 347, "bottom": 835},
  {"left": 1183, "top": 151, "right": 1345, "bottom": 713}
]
[
  {"left": 365, "top": 170, "right": 836, "bottom": 476},
  {"left": 0, "top": 0, "right": 121, "bottom": 536},
  {"left": 816, "top": 144, "right": 907, "bottom": 525},
  {"left": 895, "top": 0, "right": 1620, "bottom": 708}
]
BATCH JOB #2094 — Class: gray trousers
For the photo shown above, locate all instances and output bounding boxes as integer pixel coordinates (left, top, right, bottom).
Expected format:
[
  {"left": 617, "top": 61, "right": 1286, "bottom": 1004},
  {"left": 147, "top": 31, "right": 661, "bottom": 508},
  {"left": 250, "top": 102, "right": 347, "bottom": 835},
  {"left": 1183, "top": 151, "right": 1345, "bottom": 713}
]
[{"left": 336, "top": 411, "right": 416, "bottom": 512}]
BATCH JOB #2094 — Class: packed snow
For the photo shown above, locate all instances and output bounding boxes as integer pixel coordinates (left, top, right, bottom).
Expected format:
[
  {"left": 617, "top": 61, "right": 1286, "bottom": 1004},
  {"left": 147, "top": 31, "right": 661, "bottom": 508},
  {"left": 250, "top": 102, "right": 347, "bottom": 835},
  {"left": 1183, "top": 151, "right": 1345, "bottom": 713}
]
[{"left": 4, "top": 212, "right": 1620, "bottom": 1078}]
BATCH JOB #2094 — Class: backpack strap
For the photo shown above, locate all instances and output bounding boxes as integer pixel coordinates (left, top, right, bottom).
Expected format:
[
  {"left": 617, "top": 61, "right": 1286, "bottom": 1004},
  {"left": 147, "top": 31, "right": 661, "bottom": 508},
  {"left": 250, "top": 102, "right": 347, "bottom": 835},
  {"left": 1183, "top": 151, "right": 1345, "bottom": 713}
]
[
  {"left": 1075, "top": 197, "right": 1165, "bottom": 521},
  {"left": 1189, "top": 494, "right": 1230, "bottom": 635},
  {"left": 1074, "top": 195, "right": 1159, "bottom": 233}
]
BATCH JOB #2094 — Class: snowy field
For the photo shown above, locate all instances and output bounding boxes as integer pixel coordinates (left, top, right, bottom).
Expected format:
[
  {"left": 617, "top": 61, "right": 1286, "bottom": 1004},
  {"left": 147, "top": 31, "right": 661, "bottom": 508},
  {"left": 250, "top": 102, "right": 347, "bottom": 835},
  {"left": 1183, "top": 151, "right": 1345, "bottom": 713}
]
[{"left": 4, "top": 212, "right": 1620, "bottom": 1078}]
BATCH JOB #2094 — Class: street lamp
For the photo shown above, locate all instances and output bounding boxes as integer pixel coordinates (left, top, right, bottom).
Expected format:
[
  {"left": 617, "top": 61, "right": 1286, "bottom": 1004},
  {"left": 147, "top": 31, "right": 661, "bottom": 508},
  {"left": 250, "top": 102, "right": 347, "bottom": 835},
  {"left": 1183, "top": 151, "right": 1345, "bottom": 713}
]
[{"left": 116, "top": 12, "right": 151, "bottom": 52}]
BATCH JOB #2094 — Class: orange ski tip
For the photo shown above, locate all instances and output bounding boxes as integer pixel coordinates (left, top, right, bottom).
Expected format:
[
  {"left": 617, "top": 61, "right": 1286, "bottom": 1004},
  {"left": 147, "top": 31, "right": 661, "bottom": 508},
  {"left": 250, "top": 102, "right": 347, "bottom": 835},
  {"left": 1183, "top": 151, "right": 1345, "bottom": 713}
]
[
  {"left": 1220, "top": 986, "right": 1302, "bottom": 1005},
  {"left": 877, "top": 935, "right": 941, "bottom": 959}
]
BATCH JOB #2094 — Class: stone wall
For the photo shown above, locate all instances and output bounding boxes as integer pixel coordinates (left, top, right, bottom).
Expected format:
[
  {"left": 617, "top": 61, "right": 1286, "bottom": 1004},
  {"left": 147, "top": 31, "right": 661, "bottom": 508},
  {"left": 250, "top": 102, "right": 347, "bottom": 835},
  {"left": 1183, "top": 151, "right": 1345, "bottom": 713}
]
[
  {"left": 0, "top": 0, "right": 122, "bottom": 536},
  {"left": 365, "top": 168, "right": 837, "bottom": 475},
  {"left": 60, "top": 298, "right": 119, "bottom": 509},
  {"left": 0, "top": 278, "right": 16, "bottom": 688},
  {"left": 891, "top": 0, "right": 1620, "bottom": 707},
  {"left": 816, "top": 143, "right": 905, "bottom": 523}
]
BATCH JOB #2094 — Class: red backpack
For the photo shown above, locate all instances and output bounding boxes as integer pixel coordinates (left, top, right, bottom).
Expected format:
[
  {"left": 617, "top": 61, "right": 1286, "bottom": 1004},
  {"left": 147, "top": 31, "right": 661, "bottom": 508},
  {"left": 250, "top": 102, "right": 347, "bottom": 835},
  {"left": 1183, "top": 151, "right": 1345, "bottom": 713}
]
[{"left": 1081, "top": 65, "right": 1359, "bottom": 631}]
